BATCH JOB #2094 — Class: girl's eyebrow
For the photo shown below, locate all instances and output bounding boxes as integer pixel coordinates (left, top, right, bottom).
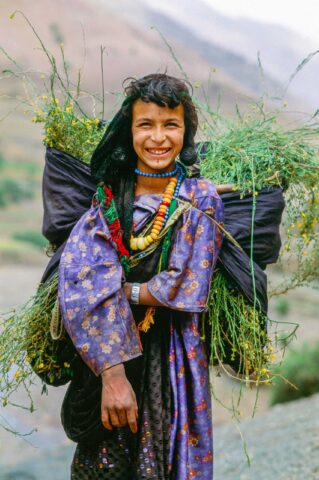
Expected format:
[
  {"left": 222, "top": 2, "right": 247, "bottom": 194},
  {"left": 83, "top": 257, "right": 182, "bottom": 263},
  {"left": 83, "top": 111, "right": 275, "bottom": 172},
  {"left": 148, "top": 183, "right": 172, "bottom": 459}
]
[
  {"left": 135, "top": 117, "right": 182, "bottom": 122},
  {"left": 135, "top": 117, "right": 152, "bottom": 122}
]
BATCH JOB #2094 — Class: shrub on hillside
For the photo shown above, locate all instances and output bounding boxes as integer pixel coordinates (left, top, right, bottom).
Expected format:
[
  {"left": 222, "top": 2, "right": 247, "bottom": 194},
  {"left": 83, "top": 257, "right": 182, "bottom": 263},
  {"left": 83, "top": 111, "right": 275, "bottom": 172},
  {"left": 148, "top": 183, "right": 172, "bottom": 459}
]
[
  {"left": 0, "top": 178, "right": 34, "bottom": 207},
  {"left": 270, "top": 342, "right": 319, "bottom": 405},
  {"left": 12, "top": 230, "right": 48, "bottom": 249}
]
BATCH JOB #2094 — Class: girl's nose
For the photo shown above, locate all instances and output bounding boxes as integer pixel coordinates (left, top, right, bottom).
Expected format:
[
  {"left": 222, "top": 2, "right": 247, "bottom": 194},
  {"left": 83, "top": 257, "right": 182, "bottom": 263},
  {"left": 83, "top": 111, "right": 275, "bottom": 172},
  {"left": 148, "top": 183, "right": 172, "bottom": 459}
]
[{"left": 150, "top": 127, "right": 166, "bottom": 143}]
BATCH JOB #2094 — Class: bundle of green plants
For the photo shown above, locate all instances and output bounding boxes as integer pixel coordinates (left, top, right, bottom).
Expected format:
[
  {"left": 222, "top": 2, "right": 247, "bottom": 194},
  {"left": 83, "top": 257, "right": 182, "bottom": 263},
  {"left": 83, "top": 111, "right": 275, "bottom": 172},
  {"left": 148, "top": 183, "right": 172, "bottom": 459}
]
[
  {"left": 32, "top": 97, "right": 105, "bottom": 164},
  {"left": 0, "top": 275, "right": 76, "bottom": 414},
  {"left": 2, "top": 11, "right": 107, "bottom": 165},
  {"left": 269, "top": 342, "right": 319, "bottom": 405},
  {"left": 204, "top": 271, "right": 274, "bottom": 384},
  {"left": 199, "top": 111, "right": 318, "bottom": 387}
]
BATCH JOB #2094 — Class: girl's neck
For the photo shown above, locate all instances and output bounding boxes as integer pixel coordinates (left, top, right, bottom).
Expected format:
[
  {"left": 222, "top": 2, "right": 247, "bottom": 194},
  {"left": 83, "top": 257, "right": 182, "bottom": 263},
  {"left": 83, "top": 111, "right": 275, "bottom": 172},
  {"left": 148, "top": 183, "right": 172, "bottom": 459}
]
[{"left": 135, "top": 175, "right": 170, "bottom": 196}]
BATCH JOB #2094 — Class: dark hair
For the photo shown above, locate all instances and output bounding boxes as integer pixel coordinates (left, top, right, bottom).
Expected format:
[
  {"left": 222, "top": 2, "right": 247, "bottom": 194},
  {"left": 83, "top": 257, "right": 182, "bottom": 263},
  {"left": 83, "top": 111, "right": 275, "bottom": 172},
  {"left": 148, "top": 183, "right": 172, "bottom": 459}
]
[{"left": 90, "top": 73, "right": 198, "bottom": 247}]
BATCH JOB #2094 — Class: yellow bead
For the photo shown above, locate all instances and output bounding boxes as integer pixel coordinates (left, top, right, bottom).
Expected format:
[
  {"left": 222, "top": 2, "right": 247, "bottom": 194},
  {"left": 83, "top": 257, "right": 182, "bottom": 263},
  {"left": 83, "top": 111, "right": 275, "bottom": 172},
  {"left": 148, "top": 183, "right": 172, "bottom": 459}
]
[
  {"left": 137, "top": 237, "right": 146, "bottom": 250},
  {"left": 142, "top": 237, "right": 150, "bottom": 247},
  {"left": 154, "top": 221, "right": 164, "bottom": 228},
  {"left": 150, "top": 232, "right": 159, "bottom": 239},
  {"left": 146, "top": 235, "right": 154, "bottom": 243},
  {"left": 130, "top": 238, "right": 139, "bottom": 250},
  {"left": 141, "top": 237, "right": 149, "bottom": 248}
]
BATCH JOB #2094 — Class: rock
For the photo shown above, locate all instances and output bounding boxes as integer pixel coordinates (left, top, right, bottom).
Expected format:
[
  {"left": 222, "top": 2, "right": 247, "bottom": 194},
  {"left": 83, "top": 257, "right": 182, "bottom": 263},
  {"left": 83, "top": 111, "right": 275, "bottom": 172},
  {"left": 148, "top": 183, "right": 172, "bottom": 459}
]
[
  {"left": 214, "top": 392, "right": 319, "bottom": 480},
  {"left": 1, "top": 445, "right": 74, "bottom": 480}
]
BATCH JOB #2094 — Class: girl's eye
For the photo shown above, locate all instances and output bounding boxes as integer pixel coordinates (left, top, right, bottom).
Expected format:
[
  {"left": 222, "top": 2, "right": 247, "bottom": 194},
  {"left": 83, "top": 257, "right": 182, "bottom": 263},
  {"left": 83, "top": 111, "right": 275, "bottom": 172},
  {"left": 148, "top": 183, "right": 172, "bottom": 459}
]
[
  {"left": 137, "top": 122, "right": 151, "bottom": 127},
  {"left": 166, "top": 122, "right": 178, "bottom": 127}
]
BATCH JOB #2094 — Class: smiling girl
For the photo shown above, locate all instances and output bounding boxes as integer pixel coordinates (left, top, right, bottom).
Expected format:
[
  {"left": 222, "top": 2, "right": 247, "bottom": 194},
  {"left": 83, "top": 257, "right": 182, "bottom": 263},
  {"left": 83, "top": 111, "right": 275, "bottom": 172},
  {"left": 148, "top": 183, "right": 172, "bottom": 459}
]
[{"left": 58, "top": 74, "right": 224, "bottom": 479}]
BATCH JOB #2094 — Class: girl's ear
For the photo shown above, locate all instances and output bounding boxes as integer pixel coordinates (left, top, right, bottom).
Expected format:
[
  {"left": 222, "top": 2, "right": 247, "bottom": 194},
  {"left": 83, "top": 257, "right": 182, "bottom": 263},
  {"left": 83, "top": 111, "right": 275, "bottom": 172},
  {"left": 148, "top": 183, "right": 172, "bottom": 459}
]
[
  {"left": 179, "top": 146, "right": 198, "bottom": 166},
  {"left": 179, "top": 126, "right": 198, "bottom": 166}
]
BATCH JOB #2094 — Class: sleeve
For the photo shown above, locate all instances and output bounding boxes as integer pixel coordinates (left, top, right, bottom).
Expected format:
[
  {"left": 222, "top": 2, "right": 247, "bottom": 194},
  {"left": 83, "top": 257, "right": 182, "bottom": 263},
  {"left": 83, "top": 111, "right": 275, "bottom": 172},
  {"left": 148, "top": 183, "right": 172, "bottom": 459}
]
[
  {"left": 58, "top": 205, "right": 142, "bottom": 376},
  {"left": 147, "top": 185, "right": 224, "bottom": 313}
]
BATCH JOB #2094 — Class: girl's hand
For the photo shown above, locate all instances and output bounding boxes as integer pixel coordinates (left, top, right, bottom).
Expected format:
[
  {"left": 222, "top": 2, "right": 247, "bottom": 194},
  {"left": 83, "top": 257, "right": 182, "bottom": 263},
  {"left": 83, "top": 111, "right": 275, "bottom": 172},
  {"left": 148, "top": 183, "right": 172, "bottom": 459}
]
[{"left": 101, "top": 363, "right": 138, "bottom": 434}]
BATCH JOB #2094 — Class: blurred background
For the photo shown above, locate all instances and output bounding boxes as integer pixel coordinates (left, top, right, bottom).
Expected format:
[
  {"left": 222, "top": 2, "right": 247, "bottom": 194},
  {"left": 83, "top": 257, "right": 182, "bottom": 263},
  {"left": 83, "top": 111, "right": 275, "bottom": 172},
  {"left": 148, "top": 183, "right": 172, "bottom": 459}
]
[{"left": 0, "top": 1, "right": 318, "bottom": 478}]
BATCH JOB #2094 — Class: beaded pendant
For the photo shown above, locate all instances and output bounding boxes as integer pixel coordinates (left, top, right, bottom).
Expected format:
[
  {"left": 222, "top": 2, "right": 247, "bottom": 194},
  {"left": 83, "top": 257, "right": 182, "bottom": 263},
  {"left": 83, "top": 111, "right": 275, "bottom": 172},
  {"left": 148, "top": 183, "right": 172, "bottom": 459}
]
[{"left": 130, "top": 176, "right": 178, "bottom": 251}]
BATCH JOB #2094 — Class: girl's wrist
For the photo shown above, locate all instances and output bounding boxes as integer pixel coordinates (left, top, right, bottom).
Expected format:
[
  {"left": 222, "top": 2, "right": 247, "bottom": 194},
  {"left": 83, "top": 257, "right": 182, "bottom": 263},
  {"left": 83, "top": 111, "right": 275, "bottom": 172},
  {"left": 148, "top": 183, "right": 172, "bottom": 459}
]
[{"left": 101, "top": 363, "right": 125, "bottom": 381}]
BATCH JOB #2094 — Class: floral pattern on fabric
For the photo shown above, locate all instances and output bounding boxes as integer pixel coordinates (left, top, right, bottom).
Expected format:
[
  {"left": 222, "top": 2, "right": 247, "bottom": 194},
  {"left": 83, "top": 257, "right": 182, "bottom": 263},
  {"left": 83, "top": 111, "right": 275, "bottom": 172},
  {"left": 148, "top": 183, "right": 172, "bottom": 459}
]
[
  {"left": 58, "top": 206, "right": 142, "bottom": 376},
  {"left": 147, "top": 179, "right": 223, "bottom": 312}
]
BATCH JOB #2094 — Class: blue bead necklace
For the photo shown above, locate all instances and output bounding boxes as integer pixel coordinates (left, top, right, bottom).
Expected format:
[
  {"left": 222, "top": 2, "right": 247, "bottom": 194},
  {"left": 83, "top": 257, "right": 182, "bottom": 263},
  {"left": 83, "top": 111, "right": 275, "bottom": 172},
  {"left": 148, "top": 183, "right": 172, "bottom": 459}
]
[
  {"left": 163, "top": 163, "right": 185, "bottom": 225},
  {"left": 134, "top": 165, "right": 178, "bottom": 178}
]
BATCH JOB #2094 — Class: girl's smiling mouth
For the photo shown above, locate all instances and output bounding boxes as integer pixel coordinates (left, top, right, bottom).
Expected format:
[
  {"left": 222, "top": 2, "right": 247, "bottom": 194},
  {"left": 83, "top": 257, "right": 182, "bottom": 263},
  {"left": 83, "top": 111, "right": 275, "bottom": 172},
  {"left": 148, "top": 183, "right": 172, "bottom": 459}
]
[{"left": 145, "top": 148, "right": 171, "bottom": 157}]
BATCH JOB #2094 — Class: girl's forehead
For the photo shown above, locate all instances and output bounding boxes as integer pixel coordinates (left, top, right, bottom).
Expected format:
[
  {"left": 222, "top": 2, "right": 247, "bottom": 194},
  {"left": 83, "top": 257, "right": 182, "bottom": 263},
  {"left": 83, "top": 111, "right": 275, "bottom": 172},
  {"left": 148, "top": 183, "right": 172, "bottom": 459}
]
[{"left": 132, "top": 98, "right": 184, "bottom": 120}]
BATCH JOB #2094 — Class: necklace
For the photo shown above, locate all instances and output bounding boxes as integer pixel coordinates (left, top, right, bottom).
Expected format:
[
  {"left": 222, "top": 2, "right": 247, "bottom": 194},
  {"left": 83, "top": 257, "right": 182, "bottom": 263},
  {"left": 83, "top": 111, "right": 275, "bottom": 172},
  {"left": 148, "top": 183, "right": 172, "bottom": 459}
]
[
  {"left": 134, "top": 165, "right": 178, "bottom": 178},
  {"left": 130, "top": 163, "right": 185, "bottom": 251}
]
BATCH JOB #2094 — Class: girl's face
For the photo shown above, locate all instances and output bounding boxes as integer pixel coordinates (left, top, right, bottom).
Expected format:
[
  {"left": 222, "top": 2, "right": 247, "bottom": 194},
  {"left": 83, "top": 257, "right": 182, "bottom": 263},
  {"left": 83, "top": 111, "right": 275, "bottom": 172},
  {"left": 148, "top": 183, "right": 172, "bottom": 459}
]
[{"left": 131, "top": 99, "right": 185, "bottom": 173}]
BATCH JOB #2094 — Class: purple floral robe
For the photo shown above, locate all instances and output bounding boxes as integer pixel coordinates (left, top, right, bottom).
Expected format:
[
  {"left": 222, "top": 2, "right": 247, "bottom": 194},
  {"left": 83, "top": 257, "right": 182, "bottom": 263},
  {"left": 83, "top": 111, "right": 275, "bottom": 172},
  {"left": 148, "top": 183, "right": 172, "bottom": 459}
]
[{"left": 59, "top": 176, "right": 224, "bottom": 479}]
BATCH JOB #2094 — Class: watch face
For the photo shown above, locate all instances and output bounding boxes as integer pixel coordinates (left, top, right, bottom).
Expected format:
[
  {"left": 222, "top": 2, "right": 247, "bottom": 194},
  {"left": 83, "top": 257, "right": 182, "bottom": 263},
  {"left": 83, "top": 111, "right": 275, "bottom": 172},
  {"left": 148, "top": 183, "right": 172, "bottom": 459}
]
[{"left": 131, "top": 283, "right": 140, "bottom": 304}]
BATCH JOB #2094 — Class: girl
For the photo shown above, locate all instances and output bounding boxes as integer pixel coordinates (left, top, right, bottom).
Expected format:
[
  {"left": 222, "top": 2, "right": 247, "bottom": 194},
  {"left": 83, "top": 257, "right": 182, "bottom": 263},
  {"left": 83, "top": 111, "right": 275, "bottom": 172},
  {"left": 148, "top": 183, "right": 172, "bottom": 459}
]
[{"left": 59, "top": 73, "right": 224, "bottom": 479}]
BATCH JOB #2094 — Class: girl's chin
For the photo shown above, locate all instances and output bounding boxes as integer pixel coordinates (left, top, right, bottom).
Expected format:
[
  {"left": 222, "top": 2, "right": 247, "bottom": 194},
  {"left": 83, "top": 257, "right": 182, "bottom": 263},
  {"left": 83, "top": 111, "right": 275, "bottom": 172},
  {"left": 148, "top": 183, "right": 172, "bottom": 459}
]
[
  {"left": 139, "top": 157, "right": 176, "bottom": 172},
  {"left": 145, "top": 154, "right": 172, "bottom": 163}
]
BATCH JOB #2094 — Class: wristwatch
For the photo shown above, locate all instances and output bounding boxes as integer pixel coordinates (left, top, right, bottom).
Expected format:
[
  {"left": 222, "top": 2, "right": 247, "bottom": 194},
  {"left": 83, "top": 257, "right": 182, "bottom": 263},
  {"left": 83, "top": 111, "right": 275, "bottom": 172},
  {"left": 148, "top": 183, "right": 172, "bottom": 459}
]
[{"left": 130, "top": 283, "right": 141, "bottom": 304}]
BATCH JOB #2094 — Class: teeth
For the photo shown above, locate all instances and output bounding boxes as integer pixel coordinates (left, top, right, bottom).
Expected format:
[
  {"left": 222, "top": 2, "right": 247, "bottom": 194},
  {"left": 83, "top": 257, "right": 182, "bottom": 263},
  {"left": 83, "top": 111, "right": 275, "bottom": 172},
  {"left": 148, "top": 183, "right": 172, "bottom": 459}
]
[{"left": 148, "top": 149, "right": 170, "bottom": 154}]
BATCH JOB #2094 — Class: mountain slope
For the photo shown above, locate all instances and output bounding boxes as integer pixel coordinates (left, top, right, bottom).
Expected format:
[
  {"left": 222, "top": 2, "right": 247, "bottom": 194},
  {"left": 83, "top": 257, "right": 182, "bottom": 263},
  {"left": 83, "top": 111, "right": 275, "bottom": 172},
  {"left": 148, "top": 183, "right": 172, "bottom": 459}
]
[
  {"left": 137, "top": 0, "right": 318, "bottom": 107},
  {"left": 0, "top": 0, "right": 254, "bottom": 116}
]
